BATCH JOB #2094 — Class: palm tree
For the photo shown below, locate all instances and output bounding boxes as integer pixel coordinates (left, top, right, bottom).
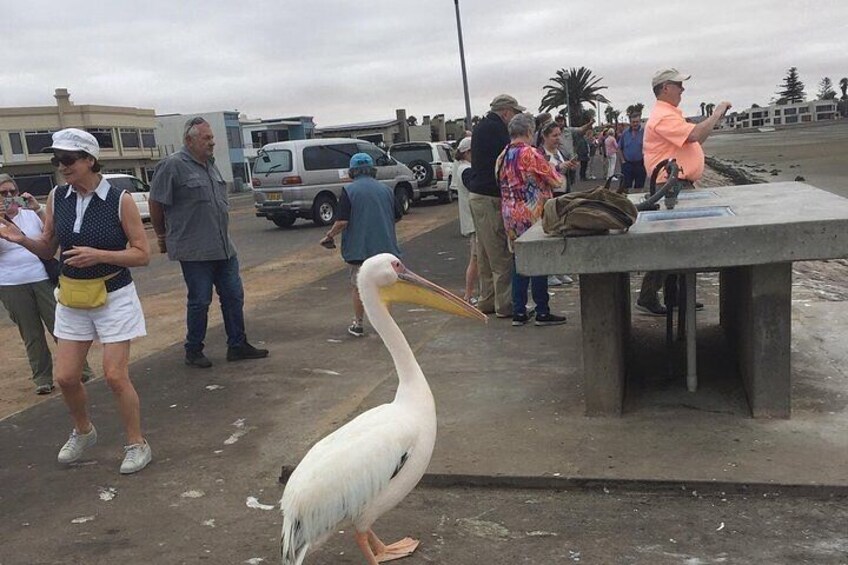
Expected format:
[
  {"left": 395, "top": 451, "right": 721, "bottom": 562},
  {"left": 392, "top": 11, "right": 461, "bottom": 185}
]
[
  {"left": 540, "top": 67, "right": 610, "bottom": 125},
  {"left": 625, "top": 103, "right": 644, "bottom": 117},
  {"left": 700, "top": 102, "right": 706, "bottom": 116},
  {"left": 840, "top": 77, "right": 848, "bottom": 99},
  {"left": 604, "top": 106, "right": 620, "bottom": 125},
  {"left": 706, "top": 103, "right": 716, "bottom": 116}
]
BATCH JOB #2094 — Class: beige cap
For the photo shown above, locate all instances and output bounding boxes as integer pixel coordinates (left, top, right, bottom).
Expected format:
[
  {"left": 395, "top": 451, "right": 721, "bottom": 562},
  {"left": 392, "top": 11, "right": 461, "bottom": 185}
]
[
  {"left": 490, "top": 94, "right": 526, "bottom": 112},
  {"left": 651, "top": 68, "right": 691, "bottom": 88}
]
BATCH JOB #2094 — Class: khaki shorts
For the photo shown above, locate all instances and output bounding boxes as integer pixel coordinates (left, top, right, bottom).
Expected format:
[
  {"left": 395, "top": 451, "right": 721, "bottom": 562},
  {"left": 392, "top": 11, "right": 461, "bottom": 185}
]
[{"left": 348, "top": 264, "right": 361, "bottom": 287}]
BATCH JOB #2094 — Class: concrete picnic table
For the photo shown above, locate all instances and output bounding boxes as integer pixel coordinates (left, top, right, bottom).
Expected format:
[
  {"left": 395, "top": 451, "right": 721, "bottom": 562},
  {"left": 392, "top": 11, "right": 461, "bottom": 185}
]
[{"left": 515, "top": 182, "right": 848, "bottom": 418}]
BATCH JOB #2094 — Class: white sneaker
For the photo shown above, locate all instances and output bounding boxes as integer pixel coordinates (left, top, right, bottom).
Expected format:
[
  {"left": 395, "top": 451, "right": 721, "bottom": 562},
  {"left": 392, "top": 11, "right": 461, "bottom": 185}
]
[
  {"left": 58, "top": 425, "right": 98, "bottom": 464},
  {"left": 547, "top": 276, "right": 563, "bottom": 286},
  {"left": 120, "top": 441, "right": 152, "bottom": 474}
]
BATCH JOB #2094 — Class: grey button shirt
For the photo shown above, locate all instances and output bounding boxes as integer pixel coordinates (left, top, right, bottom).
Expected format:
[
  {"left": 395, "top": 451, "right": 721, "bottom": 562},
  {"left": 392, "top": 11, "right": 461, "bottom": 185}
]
[{"left": 149, "top": 148, "right": 236, "bottom": 262}]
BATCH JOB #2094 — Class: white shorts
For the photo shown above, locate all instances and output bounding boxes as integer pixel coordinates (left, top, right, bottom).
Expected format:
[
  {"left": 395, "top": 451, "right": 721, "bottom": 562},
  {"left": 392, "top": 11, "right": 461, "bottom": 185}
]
[{"left": 54, "top": 282, "right": 147, "bottom": 343}]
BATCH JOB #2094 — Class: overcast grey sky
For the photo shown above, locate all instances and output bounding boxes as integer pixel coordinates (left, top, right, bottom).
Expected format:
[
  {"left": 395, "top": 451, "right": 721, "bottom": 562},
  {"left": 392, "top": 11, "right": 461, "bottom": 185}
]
[{"left": 2, "top": 0, "right": 846, "bottom": 127}]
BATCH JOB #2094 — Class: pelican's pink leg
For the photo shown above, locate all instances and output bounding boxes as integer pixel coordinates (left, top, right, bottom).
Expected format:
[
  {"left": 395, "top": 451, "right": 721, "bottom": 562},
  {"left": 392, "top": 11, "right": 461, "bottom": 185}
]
[
  {"left": 354, "top": 531, "right": 380, "bottom": 565},
  {"left": 367, "top": 529, "right": 420, "bottom": 562}
]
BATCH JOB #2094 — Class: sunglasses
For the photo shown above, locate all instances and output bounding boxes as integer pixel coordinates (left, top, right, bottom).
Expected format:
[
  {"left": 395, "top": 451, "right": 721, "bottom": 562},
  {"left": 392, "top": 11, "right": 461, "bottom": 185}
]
[
  {"left": 0, "top": 189, "right": 17, "bottom": 196},
  {"left": 50, "top": 153, "right": 86, "bottom": 167}
]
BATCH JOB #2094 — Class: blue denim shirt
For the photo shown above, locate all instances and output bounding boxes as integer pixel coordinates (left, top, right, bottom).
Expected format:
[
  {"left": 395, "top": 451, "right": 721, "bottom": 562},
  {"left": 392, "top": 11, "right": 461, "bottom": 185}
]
[{"left": 619, "top": 127, "right": 645, "bottom": 163}]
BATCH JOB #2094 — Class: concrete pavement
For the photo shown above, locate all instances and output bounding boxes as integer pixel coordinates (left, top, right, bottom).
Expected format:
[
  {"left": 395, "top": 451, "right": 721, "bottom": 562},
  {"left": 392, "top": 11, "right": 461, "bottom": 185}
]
[{"left": 1, "top": 212, "right": 847, "bottom": 564}]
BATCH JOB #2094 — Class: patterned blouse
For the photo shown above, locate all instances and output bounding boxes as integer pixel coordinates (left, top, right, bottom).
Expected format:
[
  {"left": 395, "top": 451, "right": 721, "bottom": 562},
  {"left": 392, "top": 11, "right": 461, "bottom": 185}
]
[{"left": 496, "top": 141, "right": 563, "bottom": 241}]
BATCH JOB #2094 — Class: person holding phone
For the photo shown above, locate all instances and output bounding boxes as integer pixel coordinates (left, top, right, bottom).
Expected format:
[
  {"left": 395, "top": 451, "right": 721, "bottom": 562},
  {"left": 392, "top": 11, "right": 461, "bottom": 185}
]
[{"left": 0, "top": 174, "right": 95, "bottom": 395}]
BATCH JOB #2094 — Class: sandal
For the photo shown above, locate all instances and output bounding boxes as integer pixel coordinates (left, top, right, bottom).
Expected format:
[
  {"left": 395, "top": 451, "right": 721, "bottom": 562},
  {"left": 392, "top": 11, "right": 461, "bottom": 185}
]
[{"left": 35, "top": 384, "right": 55, "bottom": 395}]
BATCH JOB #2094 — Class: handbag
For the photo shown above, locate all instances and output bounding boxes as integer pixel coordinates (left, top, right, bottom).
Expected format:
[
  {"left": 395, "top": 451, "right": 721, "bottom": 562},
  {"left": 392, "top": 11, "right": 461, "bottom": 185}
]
[
  {"left": 542, "top": 186, "right": 638, "bottom": 237},
  {"left": 41, "top": 258, "right": 60, "bottom": 286},
  {"left": 57, "top": 271, "right": 119, "bottom": 309}
]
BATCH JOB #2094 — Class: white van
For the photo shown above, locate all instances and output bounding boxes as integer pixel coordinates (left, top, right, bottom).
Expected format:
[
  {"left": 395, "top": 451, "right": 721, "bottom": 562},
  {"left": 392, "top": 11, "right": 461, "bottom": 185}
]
[
  {"left": 102, "top": 173, "right": 150, "bottom": 221},
  {"left": 252, "top": 138, "right": 419, "bottom": 228}
]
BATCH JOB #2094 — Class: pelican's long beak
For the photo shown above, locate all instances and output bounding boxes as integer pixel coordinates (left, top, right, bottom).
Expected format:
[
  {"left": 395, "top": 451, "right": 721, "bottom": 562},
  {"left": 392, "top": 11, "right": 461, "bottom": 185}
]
[{"left": 379, "top": 267, "right": 488, "bottom": 322}]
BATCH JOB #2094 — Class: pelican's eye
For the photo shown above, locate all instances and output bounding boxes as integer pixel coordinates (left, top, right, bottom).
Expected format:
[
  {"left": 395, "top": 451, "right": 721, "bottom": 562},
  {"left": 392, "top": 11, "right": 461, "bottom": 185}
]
[{"left": 391, "top": 260, "right": 404, "bottom": 274}]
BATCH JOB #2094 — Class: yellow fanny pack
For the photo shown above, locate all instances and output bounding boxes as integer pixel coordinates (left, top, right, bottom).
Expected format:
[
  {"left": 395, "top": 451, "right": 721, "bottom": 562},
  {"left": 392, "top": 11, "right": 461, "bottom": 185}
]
[{"left": 57, "top": 272, "right": 120, "bottom": 310}]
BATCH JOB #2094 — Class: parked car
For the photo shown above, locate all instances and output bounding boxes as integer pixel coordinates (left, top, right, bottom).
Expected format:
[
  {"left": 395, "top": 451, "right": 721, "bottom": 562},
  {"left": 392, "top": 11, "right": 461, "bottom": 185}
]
[
  {"left": 102, "top": 173, "right": 150, "bottom": 221},
  {"left": 251, "top": 138, "right": 418, "bottom": 228},
  {"left": 387, "top": 141, "right": 454, "bottom": 204}
]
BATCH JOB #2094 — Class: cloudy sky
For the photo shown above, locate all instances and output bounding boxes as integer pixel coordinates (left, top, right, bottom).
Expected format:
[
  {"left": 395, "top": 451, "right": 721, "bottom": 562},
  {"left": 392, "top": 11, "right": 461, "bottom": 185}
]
[{"left": 2, "top": 0, "right": 845, "bottom": 127}]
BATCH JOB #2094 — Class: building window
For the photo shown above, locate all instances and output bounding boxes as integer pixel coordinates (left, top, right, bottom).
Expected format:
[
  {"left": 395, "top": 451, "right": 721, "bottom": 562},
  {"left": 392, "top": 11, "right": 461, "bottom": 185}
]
[
  {"left": 25, "top": 130, "right": 56, "bottom": 154},
  {"left": 816, "top": 105, "right": 834, "bottom": 113},
  {"left": 774, "top": 118, "right": 781, "bottom": 125},
  {"left": 783, "top": 108, "right": 797, "bottom": 115},
  {"left": 798, "top": 107, "right": 810, "bottom": 114},
  {"left": 10, "top": 132, "right": 24, "bottom": 154},
  {"left": 140, "top": 129, "right": 156, "bottom": 149},
  {"left": 785, "top": 116, "right": 798, "bottom": 124},
  {"left": 801, "top": 115, "right": 812, "bottom": 122},
  {"left": 226, "top": 126, "right": 242, "bottom": 150},
  {"left": 774, "top": 109, "right": 781, "bottom": 115},
  {"left": 120, "top": 128, "right": 140, "bottom": 149},
  {"left": 86, "top": 127, "right": 115, "bottom": 149},
  {"left": 12, "top": 173, "right": 56, "bottom": 197}
]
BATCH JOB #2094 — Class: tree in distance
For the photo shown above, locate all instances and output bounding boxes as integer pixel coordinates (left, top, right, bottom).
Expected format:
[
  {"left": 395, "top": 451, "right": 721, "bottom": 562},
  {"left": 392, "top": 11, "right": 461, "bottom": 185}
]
[
  {"left": 626, "top": 103, "right": 644, "bottom": 117},
  {"left": 540, "top": 67, "right": 609, "bottom": 125},
  {"left": 817, "top": 77, "right": 837, "bottom": 100},
  {"left": 776, "top": 67, "right": 806, "bottom": 104}
]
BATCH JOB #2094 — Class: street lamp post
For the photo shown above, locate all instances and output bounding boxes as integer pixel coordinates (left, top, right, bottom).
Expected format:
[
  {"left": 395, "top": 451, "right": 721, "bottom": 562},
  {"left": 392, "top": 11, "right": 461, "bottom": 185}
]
[{"left": 453, "top": 0, "right": 473, "bottom": 132}]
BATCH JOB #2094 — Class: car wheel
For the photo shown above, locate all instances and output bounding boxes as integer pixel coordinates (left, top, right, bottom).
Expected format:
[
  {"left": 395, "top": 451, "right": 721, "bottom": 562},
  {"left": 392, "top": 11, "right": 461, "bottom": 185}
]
[
  {"left": 395, "top": 187, "right": 410, "bottom": 215},
  {"left": 407, "top": 159, "right": 434, "bottom": 187},
  {"left": 312, "top": 194, "right": 337, "bottom": 226},
  {"left": 271, "top": 213, "right": 296, "bottom": 228}
]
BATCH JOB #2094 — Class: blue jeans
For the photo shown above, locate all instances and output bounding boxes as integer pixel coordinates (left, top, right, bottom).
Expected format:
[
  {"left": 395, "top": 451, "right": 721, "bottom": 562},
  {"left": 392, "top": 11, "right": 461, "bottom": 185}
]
[
  {"left": 512, "top": 260, "right": 550, "bottom": 317},
  {"left": 180, "top": 256, "right": 246, "bottom": 353},
  {"left": 621, "top": 160, "right": 647, "bottom": 190}
]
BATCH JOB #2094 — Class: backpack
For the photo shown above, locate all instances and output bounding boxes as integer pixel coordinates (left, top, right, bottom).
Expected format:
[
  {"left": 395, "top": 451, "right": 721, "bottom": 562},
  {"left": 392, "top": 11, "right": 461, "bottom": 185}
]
[{"left": 542, "top": 187, "right": 638, "bottom": 237}]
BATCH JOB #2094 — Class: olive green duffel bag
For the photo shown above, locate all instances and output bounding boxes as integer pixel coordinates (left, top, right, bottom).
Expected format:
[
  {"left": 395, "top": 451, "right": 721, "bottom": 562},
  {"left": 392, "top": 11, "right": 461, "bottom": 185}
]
[{"left": 542, "top": 187, "right": 638, "bottom": 237}]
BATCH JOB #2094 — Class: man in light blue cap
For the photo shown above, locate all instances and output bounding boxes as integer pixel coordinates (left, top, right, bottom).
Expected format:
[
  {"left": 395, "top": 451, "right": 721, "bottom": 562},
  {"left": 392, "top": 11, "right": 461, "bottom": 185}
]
[{"left": 320, "top": 153, "right": 403, "bottom": 336}]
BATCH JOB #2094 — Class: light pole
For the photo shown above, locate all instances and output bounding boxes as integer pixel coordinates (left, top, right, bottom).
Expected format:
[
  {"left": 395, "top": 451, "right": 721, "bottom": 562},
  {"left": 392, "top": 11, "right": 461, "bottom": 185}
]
[{"left": 453, "top": 0, "right": 473, "bottom": 132}]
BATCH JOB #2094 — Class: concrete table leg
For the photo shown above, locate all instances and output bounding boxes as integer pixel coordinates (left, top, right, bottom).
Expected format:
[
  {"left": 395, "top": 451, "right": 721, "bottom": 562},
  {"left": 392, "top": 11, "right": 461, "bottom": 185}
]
[
  {"left": 579, "top": 273, "right": 630, "bottom": 416},
  {"left": 684, "top": 273, "right": 697, "bottom": 392},
  {"left": 735, "top": 263, "right": 792, "bottom": 418}
]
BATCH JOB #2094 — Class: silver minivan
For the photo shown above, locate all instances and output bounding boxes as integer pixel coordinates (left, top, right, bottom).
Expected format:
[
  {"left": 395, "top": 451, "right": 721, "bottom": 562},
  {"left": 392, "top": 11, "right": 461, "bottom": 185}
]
[{"left": 252, "top": 138, "right": 419, "bottom": 228}]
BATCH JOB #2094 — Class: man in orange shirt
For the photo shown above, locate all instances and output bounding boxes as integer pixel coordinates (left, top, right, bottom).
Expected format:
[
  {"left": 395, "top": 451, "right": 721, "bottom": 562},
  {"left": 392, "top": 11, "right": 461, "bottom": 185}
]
[{"left": 636, "top": 68, "right": 731, "bottom": 315}]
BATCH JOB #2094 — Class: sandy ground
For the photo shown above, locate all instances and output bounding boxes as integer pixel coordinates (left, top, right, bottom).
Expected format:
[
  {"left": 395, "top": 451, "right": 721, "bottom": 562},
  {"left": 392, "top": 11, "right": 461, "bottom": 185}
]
[{"left": 704, "top": 120, "right": 848, "bottom": 197}]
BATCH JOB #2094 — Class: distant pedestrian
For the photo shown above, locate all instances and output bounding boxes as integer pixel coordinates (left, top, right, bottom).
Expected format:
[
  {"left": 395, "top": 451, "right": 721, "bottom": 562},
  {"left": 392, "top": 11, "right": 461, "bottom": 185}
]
[
  {"left": 619, "top": 113, "right": 647, "bottom": 190},
  {"left": 636, "top": 68, "right": 732, "bottom": 316},
  {"left": 468, "top": 94, "right": 526, "bottom": 318},
  {"left": 450, "top": 137, "right": 479, "bottom": 304},
  {"left": 0, "top": 128, "right": 152, "bottom": 474},
  {"left": 149, "top": 117, "right": 269, "bottom": 368},
  {"left": 0, "top": 174, "right": 94, "bottom": 395},
  {"left": 604, "top": 128, "right": 619, "bottom": 179},
  {"left": 496, "top": 113, "right": 568, "bottom": 328},
  {"left": 319, "top": 153, "right": 402, "bottom": 337}
]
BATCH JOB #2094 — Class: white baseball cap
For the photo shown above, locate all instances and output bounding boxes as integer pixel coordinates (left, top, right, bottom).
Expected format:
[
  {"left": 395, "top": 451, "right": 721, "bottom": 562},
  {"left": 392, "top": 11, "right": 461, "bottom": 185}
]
[
  {"left": 651, "top": 68, "right": 691, "bottom": 88},
  {"left": 457, "top": 137, "right": 472, "bottom": 153},
  {"left": 45, "top": 128, "right": 100, "bottom": 160}
]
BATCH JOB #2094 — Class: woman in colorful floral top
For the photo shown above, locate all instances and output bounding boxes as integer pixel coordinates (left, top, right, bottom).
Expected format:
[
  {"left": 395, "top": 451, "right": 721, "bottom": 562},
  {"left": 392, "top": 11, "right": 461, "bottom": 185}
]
[{"left": 495, "top": 113, "right": 568, "bottom": 328}]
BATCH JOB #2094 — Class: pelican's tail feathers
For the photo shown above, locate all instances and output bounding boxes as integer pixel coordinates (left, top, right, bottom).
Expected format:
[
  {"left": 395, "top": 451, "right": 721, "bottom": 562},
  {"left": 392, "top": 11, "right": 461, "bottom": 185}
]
[{"left": 280, "top": 514, "right": 310, "bottom": 565}]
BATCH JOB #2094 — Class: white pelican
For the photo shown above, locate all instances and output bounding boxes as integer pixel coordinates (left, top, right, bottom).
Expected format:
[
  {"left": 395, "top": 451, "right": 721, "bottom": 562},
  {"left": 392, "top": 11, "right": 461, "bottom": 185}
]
[{"left": 280, "top": 253, "right": 486, "bottom": 565}]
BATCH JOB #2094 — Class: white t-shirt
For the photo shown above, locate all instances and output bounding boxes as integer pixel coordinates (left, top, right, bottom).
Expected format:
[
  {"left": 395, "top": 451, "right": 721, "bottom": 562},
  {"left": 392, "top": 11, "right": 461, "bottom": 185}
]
[
  {"left": 0, "top": 209, "right": 49, "bottom": 286},
  {"left": 451, "top": 161, "right": 474, "bottom": 236}
]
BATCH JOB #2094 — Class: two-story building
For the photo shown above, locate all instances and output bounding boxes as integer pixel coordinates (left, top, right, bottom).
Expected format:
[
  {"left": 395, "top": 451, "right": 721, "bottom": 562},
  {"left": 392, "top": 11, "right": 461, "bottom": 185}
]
[
  {"left": 728, "top": 99, "right": 839, "bottom": 129},
  {"left": 0, "top": 89, "right": 159, "bottom": 195}
]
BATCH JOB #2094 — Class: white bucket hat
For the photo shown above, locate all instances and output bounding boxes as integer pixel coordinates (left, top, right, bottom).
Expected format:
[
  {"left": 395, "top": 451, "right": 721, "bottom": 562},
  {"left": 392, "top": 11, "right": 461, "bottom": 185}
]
[{"left": 45, "top": 128, "right": 100, "bottom": 160}]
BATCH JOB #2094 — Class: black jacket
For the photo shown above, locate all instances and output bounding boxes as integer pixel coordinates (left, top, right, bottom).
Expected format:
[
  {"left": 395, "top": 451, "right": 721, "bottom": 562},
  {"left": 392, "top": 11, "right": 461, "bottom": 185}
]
[{"left": 469, "top": 112, "right": 510, "bottom": 197}]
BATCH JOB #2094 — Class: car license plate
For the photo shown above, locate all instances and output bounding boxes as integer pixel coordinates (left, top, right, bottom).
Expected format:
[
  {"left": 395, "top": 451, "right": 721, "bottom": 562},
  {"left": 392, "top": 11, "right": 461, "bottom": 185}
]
[{"left": 267, "top": 193, "right": 282, "bottom": 201}]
